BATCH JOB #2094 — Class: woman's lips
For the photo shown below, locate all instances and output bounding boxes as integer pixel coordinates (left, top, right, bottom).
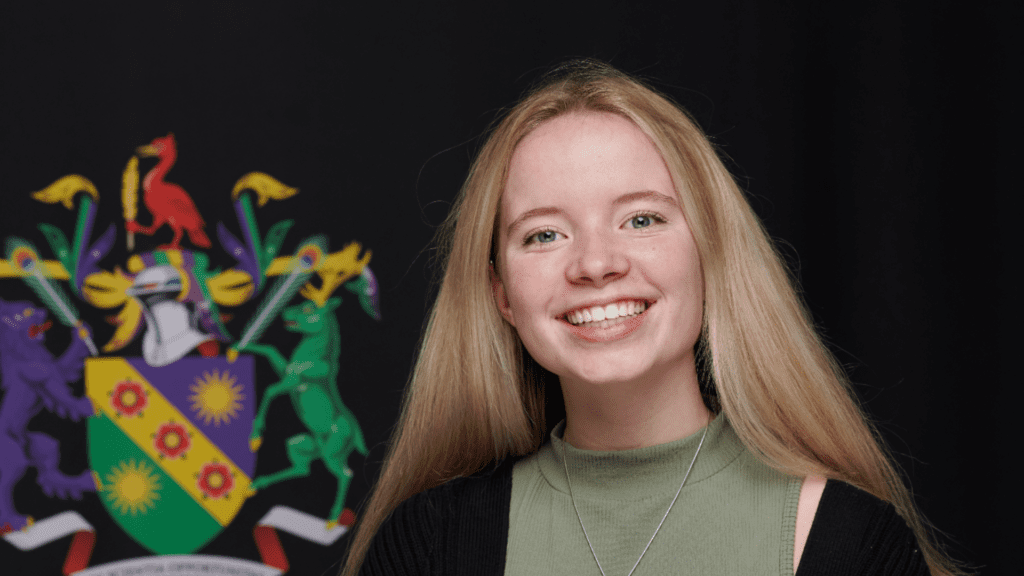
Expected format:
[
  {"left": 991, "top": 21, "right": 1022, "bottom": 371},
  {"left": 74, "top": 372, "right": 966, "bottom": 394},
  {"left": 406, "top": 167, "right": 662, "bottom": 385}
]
[
  {"left": 564, "top": 299, "right": 648, "bottom": 325},
  {"left": 563, "top": 301, "right": 650, "bottom": 343}
]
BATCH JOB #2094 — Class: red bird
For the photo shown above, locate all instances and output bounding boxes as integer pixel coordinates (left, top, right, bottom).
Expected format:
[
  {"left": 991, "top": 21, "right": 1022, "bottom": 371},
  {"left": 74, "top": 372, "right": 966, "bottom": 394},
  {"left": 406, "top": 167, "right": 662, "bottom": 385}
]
[{"left": 126, "top": 133, "right": 211, "bottom": 250}]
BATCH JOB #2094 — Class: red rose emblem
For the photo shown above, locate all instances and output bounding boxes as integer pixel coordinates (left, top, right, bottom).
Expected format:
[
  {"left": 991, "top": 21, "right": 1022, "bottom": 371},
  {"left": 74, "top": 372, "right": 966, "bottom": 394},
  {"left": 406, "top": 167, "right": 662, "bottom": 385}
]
[
  {"left": 153, "top": 422, "right": 191, "bottom": 459},
  {"left": 196, "top": 462, "right": 234, "bottom": 499},
  {"left": 111, "top": 381, "right": 147, "bottom": 417}
]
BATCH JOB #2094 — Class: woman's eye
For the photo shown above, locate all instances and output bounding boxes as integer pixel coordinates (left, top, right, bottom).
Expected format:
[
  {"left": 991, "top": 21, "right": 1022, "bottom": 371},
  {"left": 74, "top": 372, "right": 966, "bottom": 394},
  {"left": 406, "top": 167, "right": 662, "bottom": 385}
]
[
  {"left": 627, "top": 213, "right": 660, "bottom": 229},
  {"left": 526, "top": 230, "right": 561, "bottom": 245}
]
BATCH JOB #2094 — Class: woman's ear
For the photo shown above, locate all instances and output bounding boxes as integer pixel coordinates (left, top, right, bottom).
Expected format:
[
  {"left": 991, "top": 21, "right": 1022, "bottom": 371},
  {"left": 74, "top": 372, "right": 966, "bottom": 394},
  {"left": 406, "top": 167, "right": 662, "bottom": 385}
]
[{"left": 489, "top": 262, "right": 516, "bottom": 326}]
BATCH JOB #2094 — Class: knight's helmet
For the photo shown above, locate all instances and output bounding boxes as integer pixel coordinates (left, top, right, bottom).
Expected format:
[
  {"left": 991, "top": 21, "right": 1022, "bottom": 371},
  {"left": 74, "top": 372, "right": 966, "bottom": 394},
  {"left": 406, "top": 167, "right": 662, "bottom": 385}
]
[{"left": 126, "top": 265, "right": 212, "bottom": 367}]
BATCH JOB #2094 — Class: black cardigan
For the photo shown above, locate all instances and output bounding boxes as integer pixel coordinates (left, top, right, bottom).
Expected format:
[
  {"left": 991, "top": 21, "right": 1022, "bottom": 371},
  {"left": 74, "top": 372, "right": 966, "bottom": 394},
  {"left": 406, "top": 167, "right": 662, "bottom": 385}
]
[{"left": 361, "top": 459, "right": 929, "bottom": 575}]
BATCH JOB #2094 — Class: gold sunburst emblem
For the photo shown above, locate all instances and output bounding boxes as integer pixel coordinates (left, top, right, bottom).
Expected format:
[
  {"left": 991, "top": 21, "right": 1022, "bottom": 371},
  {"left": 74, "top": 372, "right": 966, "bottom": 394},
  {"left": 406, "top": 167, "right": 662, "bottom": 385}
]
[
  {"left": 189, "top": 369, "right": 244, "bottom": 426},
  {"left": 103, "top": 459, "right": 161, "bottom": 515}
]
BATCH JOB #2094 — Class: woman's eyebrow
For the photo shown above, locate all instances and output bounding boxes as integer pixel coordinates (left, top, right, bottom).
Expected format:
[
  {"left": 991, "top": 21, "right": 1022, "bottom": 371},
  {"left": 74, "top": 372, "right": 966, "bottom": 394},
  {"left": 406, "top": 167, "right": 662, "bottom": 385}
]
[
  {"left": 614, "top": 190, "right": 679, "bottom": 207},
  {"left": 505, "top": 206, "right": 563, "bottom": 240}
]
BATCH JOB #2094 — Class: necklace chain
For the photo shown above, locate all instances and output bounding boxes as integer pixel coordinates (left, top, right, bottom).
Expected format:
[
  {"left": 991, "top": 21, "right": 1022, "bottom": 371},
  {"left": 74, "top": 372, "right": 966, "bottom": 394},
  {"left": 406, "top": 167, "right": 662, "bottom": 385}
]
[{"left": 562, "top": 417, "right": 710, "bottom": 576}]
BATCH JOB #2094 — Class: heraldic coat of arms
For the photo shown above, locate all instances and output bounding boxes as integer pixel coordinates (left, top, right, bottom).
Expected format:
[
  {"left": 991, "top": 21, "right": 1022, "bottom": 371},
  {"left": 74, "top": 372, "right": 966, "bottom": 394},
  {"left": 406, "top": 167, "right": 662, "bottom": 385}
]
[{"left": 1, "top": 133, "right": 380, "bottom": 574}]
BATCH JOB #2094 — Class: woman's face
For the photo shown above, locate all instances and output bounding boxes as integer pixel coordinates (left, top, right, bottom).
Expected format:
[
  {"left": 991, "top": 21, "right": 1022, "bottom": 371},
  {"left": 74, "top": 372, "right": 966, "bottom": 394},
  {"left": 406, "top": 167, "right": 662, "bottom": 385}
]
[{"left": 492, "top": 112, "right": 704, "bottom": 389}]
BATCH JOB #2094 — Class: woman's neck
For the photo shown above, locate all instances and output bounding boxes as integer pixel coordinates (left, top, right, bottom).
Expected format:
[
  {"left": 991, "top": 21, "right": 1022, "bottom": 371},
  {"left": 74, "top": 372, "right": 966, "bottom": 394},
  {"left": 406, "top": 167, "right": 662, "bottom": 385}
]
[{"left": 560, "top": 358, "right": 710, "bottom": 451}]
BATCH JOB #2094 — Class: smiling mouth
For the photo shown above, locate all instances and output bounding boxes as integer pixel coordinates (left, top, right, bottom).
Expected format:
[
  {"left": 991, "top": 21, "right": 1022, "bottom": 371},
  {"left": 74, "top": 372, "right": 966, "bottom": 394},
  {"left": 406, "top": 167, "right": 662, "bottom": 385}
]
[{"left": 564, "top": 300, "right": 649, "bottom": 327}]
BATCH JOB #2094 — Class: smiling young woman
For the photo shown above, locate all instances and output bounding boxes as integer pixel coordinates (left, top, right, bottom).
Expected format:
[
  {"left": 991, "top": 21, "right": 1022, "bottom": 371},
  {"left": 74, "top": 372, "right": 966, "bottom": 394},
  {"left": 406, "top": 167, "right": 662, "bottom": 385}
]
[
  {"left": 492, "top": 111, "right": 709, "bottom": 454},
  {"left": 340, "top": 60, "right": 964, "bottom": 576}
]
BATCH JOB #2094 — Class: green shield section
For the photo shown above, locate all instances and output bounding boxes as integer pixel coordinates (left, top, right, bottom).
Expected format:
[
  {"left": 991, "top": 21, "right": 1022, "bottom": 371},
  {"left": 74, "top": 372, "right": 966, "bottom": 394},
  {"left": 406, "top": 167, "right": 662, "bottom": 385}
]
[{"left": 88, "top": 413, "right": 223, "bottom": 554}]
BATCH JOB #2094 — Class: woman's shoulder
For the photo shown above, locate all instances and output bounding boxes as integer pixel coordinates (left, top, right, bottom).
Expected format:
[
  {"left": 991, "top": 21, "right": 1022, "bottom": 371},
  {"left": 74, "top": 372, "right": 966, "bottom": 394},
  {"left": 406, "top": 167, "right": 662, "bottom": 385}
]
[
  {"left": 797, "top": 479, "right": 929, "bottom": 575},
  {"left": 394, "top": 458, "right": 516, "bottom": 516},
  {"left": 360, "top": 485, "right": 445, "bottom": 575},
  {"left": 361, "top": 460, "right": 516, "bottom": 576}
]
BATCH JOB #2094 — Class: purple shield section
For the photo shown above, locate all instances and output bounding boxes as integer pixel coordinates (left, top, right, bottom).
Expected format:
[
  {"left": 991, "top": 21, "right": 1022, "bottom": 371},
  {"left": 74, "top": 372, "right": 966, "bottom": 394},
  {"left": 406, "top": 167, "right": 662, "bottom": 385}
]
[{"left": 129, "top": 355, "right": 256, "bottom": 475}]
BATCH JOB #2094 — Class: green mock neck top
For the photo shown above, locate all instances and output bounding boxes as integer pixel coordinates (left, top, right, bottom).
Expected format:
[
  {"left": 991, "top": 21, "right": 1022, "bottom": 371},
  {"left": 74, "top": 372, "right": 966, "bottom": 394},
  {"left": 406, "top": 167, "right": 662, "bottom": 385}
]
[{"left": 506, "top": 415, "right": 801, "bottom": 576}]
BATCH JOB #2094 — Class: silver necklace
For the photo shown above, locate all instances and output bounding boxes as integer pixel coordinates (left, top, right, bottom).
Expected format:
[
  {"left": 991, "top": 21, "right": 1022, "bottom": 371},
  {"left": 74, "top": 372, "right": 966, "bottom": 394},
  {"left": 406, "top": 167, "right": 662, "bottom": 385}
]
[{"left": 562, "top": 418, "right": 710, "bottom": 576}]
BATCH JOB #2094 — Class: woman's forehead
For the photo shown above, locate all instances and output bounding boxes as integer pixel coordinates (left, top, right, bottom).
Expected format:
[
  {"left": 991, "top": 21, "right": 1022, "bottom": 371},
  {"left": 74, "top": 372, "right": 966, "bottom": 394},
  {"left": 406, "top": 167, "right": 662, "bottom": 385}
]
[
  {"left": 514, "top": 111, "right": 644, "bottom": 156},
  {"left": 504, "top": 113, "right": 673, "bottom": 204}
]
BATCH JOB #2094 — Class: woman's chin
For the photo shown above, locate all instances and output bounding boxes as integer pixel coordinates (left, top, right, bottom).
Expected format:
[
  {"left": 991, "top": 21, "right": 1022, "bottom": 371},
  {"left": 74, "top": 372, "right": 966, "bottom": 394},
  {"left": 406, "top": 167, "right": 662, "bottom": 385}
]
[{"left": 558, "top": 362, "right": 657, "bottom": 391}]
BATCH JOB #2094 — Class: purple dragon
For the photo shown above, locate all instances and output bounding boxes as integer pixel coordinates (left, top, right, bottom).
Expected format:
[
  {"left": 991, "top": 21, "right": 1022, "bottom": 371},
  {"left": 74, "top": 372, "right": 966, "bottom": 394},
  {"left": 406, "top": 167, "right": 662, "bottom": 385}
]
[{"left": 0, "top": 295, "right": 95, "bottom": 533}]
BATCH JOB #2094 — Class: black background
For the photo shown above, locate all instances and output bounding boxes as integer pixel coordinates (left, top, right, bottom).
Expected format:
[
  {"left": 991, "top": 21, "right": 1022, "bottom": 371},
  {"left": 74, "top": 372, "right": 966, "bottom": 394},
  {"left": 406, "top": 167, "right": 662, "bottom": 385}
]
[{"left": 1, "top": 1, "right": 1016, "bottom": 574}]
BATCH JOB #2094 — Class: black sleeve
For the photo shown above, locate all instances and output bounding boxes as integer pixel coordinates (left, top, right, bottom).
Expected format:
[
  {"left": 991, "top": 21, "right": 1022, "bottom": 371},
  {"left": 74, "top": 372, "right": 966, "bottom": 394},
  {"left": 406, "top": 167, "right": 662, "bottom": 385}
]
[
  {"left": 360, "top": 487, "right": 444, "bottom": 576},
  {"left": 443, "top": 460, "right": 513, "bottom": 576},
  {"left": 359, "top": 459, "right": 515, "bottom": 576},
  {"left": 796, "top": 480, "right": 929, "bottom": 576}
]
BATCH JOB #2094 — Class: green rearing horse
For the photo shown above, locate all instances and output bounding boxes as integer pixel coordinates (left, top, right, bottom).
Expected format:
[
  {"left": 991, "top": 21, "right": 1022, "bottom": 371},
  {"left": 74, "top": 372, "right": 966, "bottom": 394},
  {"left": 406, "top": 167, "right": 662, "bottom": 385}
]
[{"left": 242, "top": 296, "right": 367, "bottom": 527}]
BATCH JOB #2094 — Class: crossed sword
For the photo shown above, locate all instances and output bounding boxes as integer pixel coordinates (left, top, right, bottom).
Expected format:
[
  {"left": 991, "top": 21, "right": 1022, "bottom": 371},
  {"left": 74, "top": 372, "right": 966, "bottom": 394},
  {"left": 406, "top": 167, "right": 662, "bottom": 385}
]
[
  {"left": 21, "top": 255, "right": 99, "bottom": 357},
  {"left": 229, "top": 244, "right": 320, "bottom": 361}
]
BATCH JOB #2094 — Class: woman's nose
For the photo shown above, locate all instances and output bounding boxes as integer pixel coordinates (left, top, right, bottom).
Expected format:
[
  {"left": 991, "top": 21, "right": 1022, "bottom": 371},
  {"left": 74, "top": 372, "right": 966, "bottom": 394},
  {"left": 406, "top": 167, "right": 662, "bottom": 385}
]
[{"left": 565, "top": 231, "right": 629, "bottom": 288}]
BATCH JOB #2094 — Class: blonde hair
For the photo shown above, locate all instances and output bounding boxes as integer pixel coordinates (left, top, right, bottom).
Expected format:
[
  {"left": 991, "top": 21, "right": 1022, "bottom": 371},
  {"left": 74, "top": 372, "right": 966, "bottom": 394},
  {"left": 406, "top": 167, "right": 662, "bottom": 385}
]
[{"left": 342, "top": 60, "right": 962, "bottom": 575}]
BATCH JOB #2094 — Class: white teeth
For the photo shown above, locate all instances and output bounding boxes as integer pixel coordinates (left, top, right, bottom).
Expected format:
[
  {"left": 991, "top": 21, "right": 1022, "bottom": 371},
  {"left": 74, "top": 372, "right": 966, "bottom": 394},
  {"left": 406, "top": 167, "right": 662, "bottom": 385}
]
[{"left": 565, "top": 300, "right": 648, "bottom": 326}]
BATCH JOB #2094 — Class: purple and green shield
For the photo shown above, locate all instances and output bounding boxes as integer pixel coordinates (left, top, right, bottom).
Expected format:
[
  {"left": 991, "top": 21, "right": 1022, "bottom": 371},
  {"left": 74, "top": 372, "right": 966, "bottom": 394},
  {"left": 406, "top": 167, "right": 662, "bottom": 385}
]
[{"left": 86, "top": 355, "right": 255, "bottom": 554}]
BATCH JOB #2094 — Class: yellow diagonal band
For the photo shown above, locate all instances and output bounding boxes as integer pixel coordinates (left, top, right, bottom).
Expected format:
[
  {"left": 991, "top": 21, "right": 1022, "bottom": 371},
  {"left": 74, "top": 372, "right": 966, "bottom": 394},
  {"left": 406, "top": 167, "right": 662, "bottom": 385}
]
[{"left": 86, "top": 358, "right": 251, "bottom": 526}]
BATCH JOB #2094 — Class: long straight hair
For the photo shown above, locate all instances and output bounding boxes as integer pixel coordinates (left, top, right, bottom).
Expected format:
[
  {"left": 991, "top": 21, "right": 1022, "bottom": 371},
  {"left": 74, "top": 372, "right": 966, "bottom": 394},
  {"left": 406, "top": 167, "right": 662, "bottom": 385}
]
[{"left": 342, "top": 60, "right": 962, "bottom": 575}]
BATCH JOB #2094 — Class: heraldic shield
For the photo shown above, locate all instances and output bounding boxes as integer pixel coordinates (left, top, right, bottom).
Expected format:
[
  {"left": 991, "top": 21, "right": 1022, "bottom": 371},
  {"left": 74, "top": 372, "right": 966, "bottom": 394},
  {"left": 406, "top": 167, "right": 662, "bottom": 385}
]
[{"left": 85, "top": 355, "right": 256, "bottom": 554}]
